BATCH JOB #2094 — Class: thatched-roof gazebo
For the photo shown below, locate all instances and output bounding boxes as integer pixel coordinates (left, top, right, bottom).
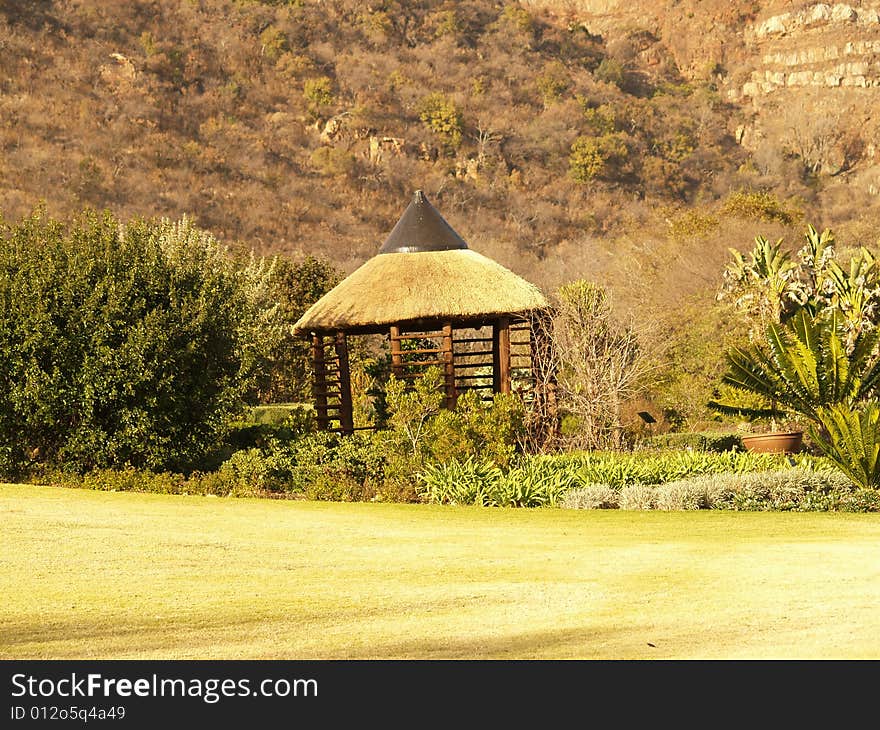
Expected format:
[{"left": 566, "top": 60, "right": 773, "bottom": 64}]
[{"left": 293, "top": 191, "right": 550, "bottom": 432}]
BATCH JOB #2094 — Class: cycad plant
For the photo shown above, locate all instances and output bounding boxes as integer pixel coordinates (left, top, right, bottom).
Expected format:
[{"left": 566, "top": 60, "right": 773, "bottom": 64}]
[
  {"left": 712, "top": 308, "right": 880, "bottom": 490},
  {"left": 810, "top": 403, "right": 880, "bottom": 490},
  {"left": 714, "top": 309, "right": 880, "bottom": 424}
]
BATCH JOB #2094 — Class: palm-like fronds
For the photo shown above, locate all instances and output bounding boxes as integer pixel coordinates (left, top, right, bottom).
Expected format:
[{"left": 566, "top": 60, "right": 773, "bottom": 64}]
[
  {"left": 811, "top": 403, "right": 880, "bottom": 490},
  {"left": 717, "top": 309, "right": 880, "bottom": 423}
]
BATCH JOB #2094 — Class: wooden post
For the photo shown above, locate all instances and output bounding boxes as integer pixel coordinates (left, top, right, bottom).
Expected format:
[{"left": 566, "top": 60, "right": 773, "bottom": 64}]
[
  {"left": 442, "top": 321, "right": 456, "bottom": 408},
  {"left": 334, "top": 331, "right": 354, "bottom": 434},
  {"left": 492, "top": 323, "right": 501, "bottom": 393},
  {"left": 312, "top": 334, "right": 329, "bottom": 431},
  {"left": 389, "top": 324, "right": 403, "bottom": 379},
  {"left": 496, "top": 316, "right": 511, "bottom": 395}
]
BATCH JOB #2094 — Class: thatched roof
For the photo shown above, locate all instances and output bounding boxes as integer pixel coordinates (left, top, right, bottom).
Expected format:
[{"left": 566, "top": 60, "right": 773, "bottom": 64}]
[{"left": 293, "top": 191, "right": 549, "bottom": 334}]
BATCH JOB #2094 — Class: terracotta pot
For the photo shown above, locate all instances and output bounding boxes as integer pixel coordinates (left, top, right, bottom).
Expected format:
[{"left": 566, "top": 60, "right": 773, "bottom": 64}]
[{"left": 741, "top": 431, "right": 803, "bottom": 454}]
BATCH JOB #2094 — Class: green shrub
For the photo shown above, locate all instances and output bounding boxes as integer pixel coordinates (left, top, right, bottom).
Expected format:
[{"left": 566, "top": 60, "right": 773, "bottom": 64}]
[
  {"left": 594, "top": 58, "right": 625, "bottom": 88},
  {"left": 497, "top": 4, "right": 535, "bottom": 35},
  {"left": 581, "top": 103, "right": 617, "bottom": 135},
  {"left": 427, "top": 391, "right": 525, "bottom": 468},
  {"left": 303, "top": 76, "right": 334, "bottom": 112},
  {"left": 0, "top": 209, "right": 280, "bottom": 476},
  {"left": 258, "top": 256, "right": 341, "bottom": 404},
  {"left": 558, "top": 466, "right": 872, "bottom": 512},
  {"left": 536, "top": 62, "right": 570, "bottom": 108},
  {"left": 287, "top": 430, "right": 402, "bottom": 501},
  {"left": 719, "top": 190, "right": 795, "bottom": 224},
  {"left": 218, "top": 446, "right": 297, "bottom": 494},
  {"left": 418, "top": 455, "right": 570, "bottom": 508},
  {"left": 260, "top": 26, "right": 289, "bottom": 62},
  {"left": 553, "top": 450, "right": 828, "bottom": 487},
  {"left": 569, "top": 133, "right": 628, "bottom": 182},
  {"left": 497, "top": 459, "right": 574, "bottom": 506},
  {"left": 417, "top": 92, "right": 463, "bottom": 151},
  {"left": 660, "top": 468, "right": 855, "bottom": 511},
  {"left": 654, "top": 481, "right": 707, "bottom": 510},
  {"left": 250, "top": 403, "right": 315, "bottom": 427},
  {"left": 667, "top": 210, "right": 720, "bottom": 239},
  {"left": 33, "top": 467, "right": 241, "bottom": 498}
]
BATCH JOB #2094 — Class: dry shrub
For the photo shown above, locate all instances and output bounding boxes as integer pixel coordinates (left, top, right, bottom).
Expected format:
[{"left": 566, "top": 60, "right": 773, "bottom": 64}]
[
  {"left": 561, "top": 484, "right": 618, "bottom": 509},
  {"left": 654, "top": 481, "right": 708, "bottom": 510},
  {"left": 618, "top": 484, "right": 657, "bottom": 510}
]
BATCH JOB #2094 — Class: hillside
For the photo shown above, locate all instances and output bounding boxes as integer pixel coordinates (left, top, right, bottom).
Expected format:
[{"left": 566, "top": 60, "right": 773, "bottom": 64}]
[{"left": 3, "top": 0, "right": 880, "bottom": 427}]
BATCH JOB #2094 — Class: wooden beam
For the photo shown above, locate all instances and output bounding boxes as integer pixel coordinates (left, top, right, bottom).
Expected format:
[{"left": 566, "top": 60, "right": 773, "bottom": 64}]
[
  {"left": 496, "top": 316, "right": 511, "bottom": 395},
  {"left": 334, "top": 331, "right": 354, "bottom": 435},
  {"left": 389, "top": 325, "right": 403, "bottom": 379}
]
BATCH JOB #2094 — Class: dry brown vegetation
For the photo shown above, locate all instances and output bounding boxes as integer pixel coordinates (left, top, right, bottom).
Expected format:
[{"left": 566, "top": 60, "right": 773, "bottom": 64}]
[{"left": 3, "top": 0, "right": 880, "bottom": 429}]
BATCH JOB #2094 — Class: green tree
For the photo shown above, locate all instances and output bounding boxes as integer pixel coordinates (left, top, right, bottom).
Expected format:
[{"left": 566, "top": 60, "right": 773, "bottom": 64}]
[{"left": 256, "top": 255, "right": 341, "bottom": 403}]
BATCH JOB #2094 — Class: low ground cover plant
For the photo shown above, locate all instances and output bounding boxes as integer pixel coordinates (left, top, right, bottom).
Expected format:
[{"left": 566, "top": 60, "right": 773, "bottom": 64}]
[{"left": 415, "top": 451, "right": 877, "bottom": 511}]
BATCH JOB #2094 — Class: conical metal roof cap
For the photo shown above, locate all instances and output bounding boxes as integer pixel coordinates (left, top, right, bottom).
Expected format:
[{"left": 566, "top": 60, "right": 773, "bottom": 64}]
[{"left": 379, "top": 190, "right": 469, "bottom": 254}]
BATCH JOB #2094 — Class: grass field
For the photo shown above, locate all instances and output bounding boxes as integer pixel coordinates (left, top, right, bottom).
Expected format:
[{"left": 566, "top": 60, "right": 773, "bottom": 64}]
[{"left": 3, "top": 483, "right": 880, "bottom": 659}]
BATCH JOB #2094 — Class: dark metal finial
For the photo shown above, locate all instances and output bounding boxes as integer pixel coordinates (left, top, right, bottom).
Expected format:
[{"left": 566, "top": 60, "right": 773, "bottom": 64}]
[{"left": 378, "top": 190, "right": 469, "bottom": 254}]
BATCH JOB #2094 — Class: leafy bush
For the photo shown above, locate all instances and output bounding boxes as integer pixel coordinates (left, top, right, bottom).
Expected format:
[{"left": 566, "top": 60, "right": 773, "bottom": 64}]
[
  {"left": 417, "top": 92, "right": 463, "bottom": 151},
  {"left": 427, "top": 391, "right": 526, "bottom": 468},
  {"left": 217, "top": 446, "right": 297, "bottom": 495},
  {"left": 667, "top": 210, "right": 720, "bottom": 239},
  {"left": 720, "top": 190, "right": 795, "bottom": 224},
  {"left": 569, "top": 133, "right": 629, "bottom": 182},
  {"left": 593, "top": 58, "right": 626, "bottom": 88},
  {"left": 257, "top": 256, "right": 340, "bottom": 404},
  {"left": 553, "top": 450, "right": 830, "bottom": 488},
  {"left": 34, "top": 467, "right": 245, "bottom": 498},
  {"left": 653, "top": 468, "right": 853, "bottom": 511},
  {"left": 250, "top": 403, "right": 315, "bottom": 427},
  {"left": 260, "top": 26, "right": 289, "bottom": 62},
  {"left": 497, "top": 459, "right": 574, "bottom": 507},
  {"left": 536, "top": 62, "right": 570, "bottom": 108},
  {"left": 416, "top": 450, "right": 833, "bottom": 508},
  {"left": 287, "top": 430, "right": 407, "bottom": 502},
  {"left": 654, "top": 481, "right": 707, "bottom": 510},
  {"left": 418, "top": 455, "right": 571, "bottom": 507},
  {"left": 559, "top": 467, "right": 875, "bottom": 512},
  {"left": 0, "top": 210, "right": 281, "bottom": 476},
  {"left": 303, "top": 76, "right": 335, "bottom": 113}
]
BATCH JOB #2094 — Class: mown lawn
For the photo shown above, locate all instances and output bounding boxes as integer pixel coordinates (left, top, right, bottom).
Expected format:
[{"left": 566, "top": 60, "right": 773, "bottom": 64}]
[{"left": 2, "top": 483, "right": 880, "bottom": 659}]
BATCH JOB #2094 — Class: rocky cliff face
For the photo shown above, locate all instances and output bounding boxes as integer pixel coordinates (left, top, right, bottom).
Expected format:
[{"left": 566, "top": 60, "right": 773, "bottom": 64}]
[
  {"left": 731, "top": 3, "right": 880, "bottom": 195},
  {"left": 527, "top": 1, "right": 880, "bottom": 196}
]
